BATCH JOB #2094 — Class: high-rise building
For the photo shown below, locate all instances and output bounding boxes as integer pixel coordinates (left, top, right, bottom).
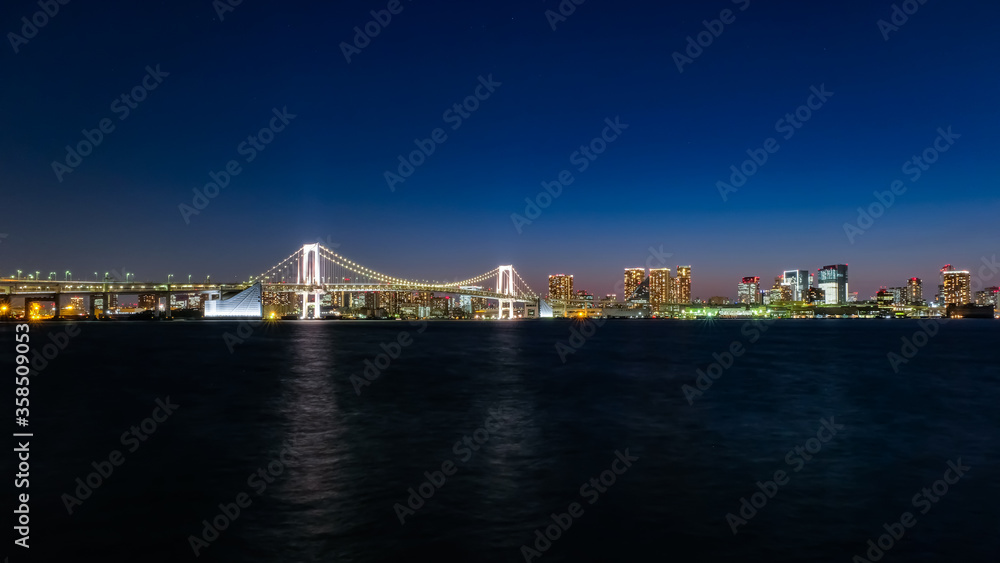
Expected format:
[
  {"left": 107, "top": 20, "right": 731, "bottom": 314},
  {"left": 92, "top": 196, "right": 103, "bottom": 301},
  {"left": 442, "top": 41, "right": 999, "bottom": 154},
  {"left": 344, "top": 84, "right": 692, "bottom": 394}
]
[
  {"left": 548, "top": 274, "right": 574, "bottom": 302},
  {"left": 737, "top": 276, "right": 761, "bottom": 305},
  {"left": 575, "top": 289, "right": 594, "bottom": 308},
  {"left": 817, "top": 264, "right": 849, "bottom": 304},
  {"left": 941, "top": 265, "right": 971, "bottom": 305},
  {"left": 887, "top": 287, "right": 906, "bottom": 305},
  {"left": 675, "top": 266, "right": 691, "bottom": 304},
  {"left": 782, "top": 270, "right": 810, "bottom": 301},
  {"left": 906, "top": 277, "right": 923, "bottom": 305},
  {"left": 624, "top": 268, "right": 645, "bottom": 303},
  {"left": 976, "top": 287, "right": 999, "bottom": 307},
  {"left": 649, "top": 268, "right": 672, "bottom": 308},
  {"left": 771, "top": 276, "right": 792, "bottom": 303}
]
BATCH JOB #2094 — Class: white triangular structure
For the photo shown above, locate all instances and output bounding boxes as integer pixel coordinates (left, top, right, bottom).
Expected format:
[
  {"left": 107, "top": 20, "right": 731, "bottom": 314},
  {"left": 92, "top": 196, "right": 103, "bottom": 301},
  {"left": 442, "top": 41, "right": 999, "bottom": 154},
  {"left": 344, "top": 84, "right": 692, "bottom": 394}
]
[{"left": 205, "top": 282, "right": 263, "bottom": 318}]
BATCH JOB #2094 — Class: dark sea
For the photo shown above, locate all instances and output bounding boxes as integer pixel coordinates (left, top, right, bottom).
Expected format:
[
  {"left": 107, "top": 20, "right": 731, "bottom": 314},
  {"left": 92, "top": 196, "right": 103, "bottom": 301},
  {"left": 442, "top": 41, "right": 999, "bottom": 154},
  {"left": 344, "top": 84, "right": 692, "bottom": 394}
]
[{"left": 7, "top": 319, "right": 999, "bottom": 562}]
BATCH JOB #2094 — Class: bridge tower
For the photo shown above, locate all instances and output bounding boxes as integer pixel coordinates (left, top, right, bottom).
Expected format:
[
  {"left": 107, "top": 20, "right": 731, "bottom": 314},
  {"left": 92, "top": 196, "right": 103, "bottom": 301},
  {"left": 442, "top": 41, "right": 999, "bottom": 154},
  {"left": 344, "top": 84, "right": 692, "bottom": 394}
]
[
  {"left": 497, "top": 265, "right": 515, "bottom": 319},
  {"left": 298, "top": 243, "right": 323, "bottom": 319}
]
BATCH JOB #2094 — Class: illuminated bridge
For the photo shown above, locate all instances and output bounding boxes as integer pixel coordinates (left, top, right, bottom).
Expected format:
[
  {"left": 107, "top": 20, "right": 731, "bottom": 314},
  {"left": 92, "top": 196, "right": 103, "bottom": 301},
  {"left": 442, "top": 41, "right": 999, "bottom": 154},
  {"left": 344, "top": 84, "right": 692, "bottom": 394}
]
[{"left": 1, "top": 243, "right": 540, "bottom": 319}]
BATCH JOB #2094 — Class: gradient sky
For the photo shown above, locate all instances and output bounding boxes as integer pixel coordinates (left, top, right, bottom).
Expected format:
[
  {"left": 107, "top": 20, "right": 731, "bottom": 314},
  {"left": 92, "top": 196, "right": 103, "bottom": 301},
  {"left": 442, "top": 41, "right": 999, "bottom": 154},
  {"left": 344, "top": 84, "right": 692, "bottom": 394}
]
[{"left": 2, "top": 0, "right": 998, "bottom": 299}]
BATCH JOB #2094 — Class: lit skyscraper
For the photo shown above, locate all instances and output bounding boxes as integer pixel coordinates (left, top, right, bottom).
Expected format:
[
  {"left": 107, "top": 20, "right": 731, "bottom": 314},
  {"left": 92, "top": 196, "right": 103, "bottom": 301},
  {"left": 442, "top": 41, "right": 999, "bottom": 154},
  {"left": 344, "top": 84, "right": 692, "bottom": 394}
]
[
  {"left": 675, "top": 266, "right": 691, "bottom": 304},
  {"left": 737, "top": 276, "right": 761, "bottom": 305},
  {"left": 906, "top": 277, "right": 923, "bottom": 304},
  {"left": 548, "top": 274, "right": 574, "bottom": 302},
  {"left": 782, "top": 269, "right": 810, "bottom": 301},
  {"left": 624, "top": 268, "right": 645, "bottom": 302},
  {"left": 817, "top": 264, "right": 848, "bottom": 304},
  {"left": 941, "top": 265, "right": 971, "bottom": 305},
  {"left": 649, "top": 268, "right": 672, "bottom": 308}
]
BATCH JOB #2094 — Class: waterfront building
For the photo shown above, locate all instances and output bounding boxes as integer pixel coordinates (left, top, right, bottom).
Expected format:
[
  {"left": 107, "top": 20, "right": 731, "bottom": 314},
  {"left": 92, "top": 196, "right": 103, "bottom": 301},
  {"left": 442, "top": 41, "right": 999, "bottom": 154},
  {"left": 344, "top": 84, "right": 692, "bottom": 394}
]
[
  {"left": 624, "top": 268, "right": 645, "bottom": 304},
  {"left": 649, "top": 268, "right": 672, "bottom": 308},
  {"left": 782, "top": 270, "right": 810, "bottom": 301},
  {"left": 547, "top": 274, "right": 574, "bottom": 302},
  {"left": 907, "top": 277, "right": 923, "bottom": 304},
  {"left": 138, "top": 293, "right": 157, "bottom": 310},
  {"left": 737, "top": 276, "right": 761, "bottom": 305},
  {"left": 675, "top": 266, "right": 692, "bottom": 304},
  {"left": 975, "top": 287, "right": 998, "bottom": 307},
  {"left": 941, "top": 265, "right": 972, "bottom": 305},
  {"left": 818, "top": 264, "right": 849, "bottom": 304},
  {"left": 575, "top": 289, "right": 595, "bottom": 308},
  {"left": 807, "top": 287, "right": 825, "bottom": 303}
]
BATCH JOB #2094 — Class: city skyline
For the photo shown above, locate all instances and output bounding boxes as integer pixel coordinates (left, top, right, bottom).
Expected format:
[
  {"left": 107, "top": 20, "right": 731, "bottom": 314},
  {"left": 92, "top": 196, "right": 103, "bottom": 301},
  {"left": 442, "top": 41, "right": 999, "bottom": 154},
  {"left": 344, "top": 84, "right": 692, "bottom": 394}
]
[
  {"left": 1, "top": 1, "right": 998, "bottom": 301},
  {"left": 5, "top": 252, "right": 999, "bottom": 305}
]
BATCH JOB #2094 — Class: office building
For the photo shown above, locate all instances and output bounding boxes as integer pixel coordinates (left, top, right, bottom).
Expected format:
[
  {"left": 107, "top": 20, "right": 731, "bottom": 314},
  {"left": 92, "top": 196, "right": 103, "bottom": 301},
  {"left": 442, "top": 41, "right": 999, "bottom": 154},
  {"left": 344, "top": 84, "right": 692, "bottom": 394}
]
[
  {"left": 887, "top": 287, "right": 905, "bottom": 305},
  {"left": 817, "top": 264, "right": 849, "bottom": 304},
  {"left": 737, "top": 276, "right": 761, "bottom": 305},
  {"left": 649, "top": 268, "right": 672, "bottom": 308},
  {"left": 782, "top": 269, "right": 810, "bottom": 301},
  {"left": 941, "top": 265, "right": 972, "bottom": 305}
]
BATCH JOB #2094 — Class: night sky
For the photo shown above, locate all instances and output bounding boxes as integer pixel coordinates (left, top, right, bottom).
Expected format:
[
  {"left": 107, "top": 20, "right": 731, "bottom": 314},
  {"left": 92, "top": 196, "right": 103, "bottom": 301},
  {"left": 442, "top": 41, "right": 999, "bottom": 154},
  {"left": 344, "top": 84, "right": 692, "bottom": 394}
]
[{"left": 2, "top": 0, "right": 998, "bottom": 299}]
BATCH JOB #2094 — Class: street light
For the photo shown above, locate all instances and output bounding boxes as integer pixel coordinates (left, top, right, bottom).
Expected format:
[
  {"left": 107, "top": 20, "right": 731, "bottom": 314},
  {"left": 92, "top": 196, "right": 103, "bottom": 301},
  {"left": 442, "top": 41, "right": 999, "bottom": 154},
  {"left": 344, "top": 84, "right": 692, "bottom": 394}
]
[
  {"left": 167, "top": 274, "right": 173, "bottom": 284},
  {"left": 188, "top": 274, "right": 192, "bottom": 284},
  {"left": 65, "top": 270, "right": 71, "bottom": 281},
  {"left": 17, "top": 270, "right": 22, "bottom": 280},
  {"left": 94, "top": 272, "right": 98, "bottom": 281}
]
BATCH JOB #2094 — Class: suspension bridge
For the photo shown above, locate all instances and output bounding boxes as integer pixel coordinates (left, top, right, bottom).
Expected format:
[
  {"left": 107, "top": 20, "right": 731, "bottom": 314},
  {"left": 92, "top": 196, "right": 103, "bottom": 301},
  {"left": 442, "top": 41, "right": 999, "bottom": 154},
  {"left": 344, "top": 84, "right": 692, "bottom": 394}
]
[{"left": 1, "top": 243, "right": 541, "bottom": 320}]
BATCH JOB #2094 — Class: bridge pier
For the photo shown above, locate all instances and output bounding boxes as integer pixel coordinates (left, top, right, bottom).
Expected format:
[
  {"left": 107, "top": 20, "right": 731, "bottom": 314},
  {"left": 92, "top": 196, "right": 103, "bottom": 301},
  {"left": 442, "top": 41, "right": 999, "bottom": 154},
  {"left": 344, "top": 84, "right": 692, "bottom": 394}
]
[{"left": 300, "top": 292, "right": 321, "bottom": 319}]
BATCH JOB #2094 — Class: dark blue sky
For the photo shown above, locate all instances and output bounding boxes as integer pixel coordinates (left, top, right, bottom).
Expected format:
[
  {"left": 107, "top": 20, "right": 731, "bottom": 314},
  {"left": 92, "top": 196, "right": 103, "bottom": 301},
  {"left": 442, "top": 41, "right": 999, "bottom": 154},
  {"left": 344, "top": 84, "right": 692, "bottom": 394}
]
[{"left": 2, "top": 0, "right": 998, "bottom": 298}]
